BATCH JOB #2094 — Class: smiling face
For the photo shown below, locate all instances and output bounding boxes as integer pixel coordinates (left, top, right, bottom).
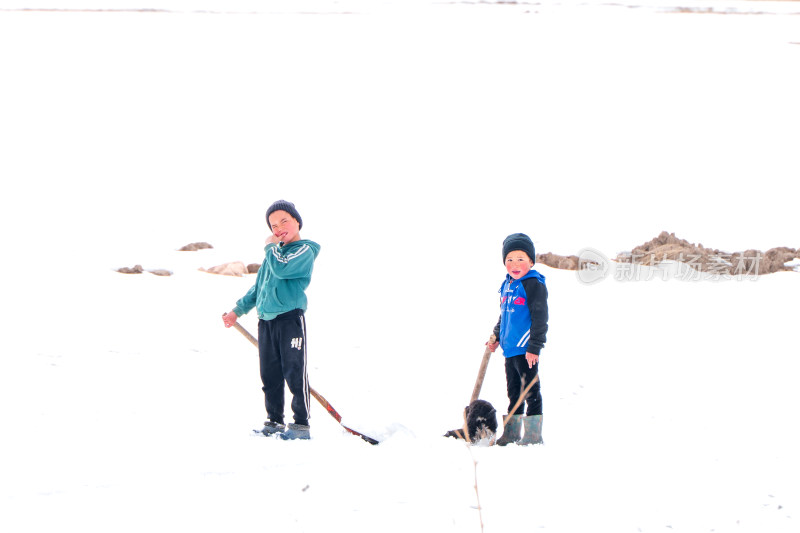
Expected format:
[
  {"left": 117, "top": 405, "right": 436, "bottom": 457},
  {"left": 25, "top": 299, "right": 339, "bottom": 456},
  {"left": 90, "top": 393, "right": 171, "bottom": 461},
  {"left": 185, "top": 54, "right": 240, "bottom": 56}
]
[
  {"left": 505, "top": 250, "right": 534, "bottom": 280},
  {"left": 268, "top": 210, "right": 301, "bottom": 244}
]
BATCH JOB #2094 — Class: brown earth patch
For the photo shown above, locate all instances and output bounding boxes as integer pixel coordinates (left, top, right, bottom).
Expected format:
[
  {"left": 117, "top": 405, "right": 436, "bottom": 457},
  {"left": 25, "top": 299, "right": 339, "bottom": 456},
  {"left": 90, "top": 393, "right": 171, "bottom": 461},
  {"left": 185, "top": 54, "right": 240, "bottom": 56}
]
[
  {"left": 179, "top": 242, "right": 214, "bottom": 252},
  {"left": 200, "top": 261, "right": 248, "bottom": 277},
  {"left": 117, "top": 265, "right": 144, "bottom": 274},
  {"left": 538, "top": 231, "right": 799, "bottom": 275},
  {"left": 617, "top": 231, "right": 798, "bottom": 275},
  {"left": 537, "top": 252, "right": 579, "bottom": 270}
]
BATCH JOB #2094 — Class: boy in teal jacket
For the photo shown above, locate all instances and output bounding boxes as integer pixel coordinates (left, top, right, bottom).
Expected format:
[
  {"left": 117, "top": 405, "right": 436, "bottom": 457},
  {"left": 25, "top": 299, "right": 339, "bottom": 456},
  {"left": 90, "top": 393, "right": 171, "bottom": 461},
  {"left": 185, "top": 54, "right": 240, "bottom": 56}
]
[{"left": 223, "top": 200, "right": 321, "bottom": 440}]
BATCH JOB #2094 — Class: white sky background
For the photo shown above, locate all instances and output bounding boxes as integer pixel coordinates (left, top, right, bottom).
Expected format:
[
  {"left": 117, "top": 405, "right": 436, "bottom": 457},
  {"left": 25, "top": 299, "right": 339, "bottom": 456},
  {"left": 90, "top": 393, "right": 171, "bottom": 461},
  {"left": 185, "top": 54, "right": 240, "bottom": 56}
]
[{"left": 1, "top": 1, "right": 798, "bottom": 276}]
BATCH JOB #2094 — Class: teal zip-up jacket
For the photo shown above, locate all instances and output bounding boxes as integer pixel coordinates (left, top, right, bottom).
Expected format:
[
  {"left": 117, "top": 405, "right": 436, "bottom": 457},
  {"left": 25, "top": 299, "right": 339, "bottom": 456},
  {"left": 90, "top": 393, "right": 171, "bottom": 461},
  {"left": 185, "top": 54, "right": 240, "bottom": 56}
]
[{"left": 233, "top": 239, "right": 321, "bottom": 321}]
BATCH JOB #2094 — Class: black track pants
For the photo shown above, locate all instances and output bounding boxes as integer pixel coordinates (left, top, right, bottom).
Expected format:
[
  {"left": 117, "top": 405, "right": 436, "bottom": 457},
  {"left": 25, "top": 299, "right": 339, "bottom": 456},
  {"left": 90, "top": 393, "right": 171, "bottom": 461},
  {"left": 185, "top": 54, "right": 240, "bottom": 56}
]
[
  {"left": 258, "top": 310, "right": 310, "bottom": 426},
  {"left": 504, "top": 354, "right": 542, "bottom": 416}
]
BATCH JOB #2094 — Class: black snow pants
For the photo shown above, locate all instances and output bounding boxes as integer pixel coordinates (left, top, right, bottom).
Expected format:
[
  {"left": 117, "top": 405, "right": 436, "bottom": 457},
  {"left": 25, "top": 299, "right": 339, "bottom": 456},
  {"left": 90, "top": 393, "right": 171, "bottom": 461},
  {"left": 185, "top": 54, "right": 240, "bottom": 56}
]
[
  {"left": 504, "top": 354, "right": 542, "bottom": 416},
  {"left": 258, "top": 309, "right": 310, "bottom": 426}
]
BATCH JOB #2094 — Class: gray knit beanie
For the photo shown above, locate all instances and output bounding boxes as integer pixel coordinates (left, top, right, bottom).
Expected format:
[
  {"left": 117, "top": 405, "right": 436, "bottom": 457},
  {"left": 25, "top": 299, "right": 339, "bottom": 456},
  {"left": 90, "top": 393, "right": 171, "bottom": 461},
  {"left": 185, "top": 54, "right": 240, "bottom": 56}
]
[
  {"left": 502, "top": 233, "right": 535, "bottom": 264},
  {"left": 266, "top": 200, "right": 302, "bottom": 230}
]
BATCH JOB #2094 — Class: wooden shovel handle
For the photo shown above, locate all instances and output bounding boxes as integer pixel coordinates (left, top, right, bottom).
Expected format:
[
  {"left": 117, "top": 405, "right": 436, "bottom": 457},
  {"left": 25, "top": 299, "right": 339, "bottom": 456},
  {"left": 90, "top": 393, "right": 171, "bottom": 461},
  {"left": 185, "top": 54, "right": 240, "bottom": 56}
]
[
  {"left": 230, "top": 320, "right": 258, "bottom": 347},
  {"left": 470, "top": 334, "right": 497, "bottom": 403}
]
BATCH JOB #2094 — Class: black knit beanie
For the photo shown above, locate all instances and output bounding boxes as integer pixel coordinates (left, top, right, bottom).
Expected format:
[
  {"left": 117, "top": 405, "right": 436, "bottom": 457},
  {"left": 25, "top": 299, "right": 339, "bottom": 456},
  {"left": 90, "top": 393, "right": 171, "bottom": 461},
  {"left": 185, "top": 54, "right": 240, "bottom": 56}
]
[
  {"left": 266, "top": 200, "right": 303, "bottom": 230},
  {"left": 502, "top": 233, "right": 536, "bottom": 264}
]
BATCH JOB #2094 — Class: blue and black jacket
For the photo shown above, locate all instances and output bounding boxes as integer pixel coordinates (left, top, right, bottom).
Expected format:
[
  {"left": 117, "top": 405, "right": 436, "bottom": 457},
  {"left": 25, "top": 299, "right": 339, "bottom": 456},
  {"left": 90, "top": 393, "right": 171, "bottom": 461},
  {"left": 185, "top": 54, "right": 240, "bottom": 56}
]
[{"left": 492, "top": 269, "right": 549, "bottom": 357}]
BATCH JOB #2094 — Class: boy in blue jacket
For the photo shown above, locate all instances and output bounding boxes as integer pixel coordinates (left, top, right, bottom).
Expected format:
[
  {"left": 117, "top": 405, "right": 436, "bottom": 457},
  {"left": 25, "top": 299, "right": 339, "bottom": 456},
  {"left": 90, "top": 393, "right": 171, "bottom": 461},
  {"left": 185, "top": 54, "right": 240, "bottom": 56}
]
[
  {"left": 223, "top": 200, "right": 321, "bottom": 440},
  {"left": 488, "top": 233, "right": 549, "bottom": 446}
]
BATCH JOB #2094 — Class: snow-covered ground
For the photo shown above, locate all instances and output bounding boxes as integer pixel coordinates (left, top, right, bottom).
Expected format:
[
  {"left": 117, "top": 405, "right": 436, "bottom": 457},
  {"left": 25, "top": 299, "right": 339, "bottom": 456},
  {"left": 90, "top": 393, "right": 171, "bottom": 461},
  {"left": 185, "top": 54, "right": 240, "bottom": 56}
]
[{"left": 1, "top": 2, "right": 798, "bottom": 532}]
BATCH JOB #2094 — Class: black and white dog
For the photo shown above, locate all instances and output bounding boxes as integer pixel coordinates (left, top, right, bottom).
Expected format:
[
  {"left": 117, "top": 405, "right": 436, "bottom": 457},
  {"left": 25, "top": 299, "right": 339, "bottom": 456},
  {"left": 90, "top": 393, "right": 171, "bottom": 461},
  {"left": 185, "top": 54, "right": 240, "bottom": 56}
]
[{"left": 444, "top": 399, "right": 498, "bottom": 445}]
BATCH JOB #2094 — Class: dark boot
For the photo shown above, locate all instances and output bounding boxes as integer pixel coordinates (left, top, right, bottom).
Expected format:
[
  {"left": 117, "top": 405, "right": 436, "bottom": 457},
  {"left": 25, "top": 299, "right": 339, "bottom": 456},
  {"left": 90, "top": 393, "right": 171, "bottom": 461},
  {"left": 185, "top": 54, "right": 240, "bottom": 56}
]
[
  {"left": 495, "top": 414, "right": 523, "bottom": 446},
  {"left": 261, "top": 420, "right": 286, "bottom": 436},
  {"left": 520, "top": 415, "right": 543, "bottom": 445}
]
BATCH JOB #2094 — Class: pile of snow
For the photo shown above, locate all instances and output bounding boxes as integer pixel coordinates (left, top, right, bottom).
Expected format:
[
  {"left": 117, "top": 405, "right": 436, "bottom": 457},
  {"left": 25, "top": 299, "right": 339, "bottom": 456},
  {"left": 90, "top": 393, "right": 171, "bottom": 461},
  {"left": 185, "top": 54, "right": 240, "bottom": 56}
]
[{"left": 785, "top": 258, "right": 800, "bottom": 272}]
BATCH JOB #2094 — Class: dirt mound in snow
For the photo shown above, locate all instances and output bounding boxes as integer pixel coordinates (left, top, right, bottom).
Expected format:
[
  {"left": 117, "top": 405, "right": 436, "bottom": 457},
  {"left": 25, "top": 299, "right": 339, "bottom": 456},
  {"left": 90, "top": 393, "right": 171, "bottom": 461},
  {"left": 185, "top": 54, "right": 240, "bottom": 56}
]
[
  {"left": 179, "top": 242, "right": 214, "bottom": 252},
  {"left": 536, "top": 252, "right": 579, "bottom": 270},
  {"left": 538, "top": 231, "right": 799, "bottom": 275},
  {"left": 116, "top": 264, "right": 173, "bottom": 276},
  {"left": 200, "top": 261, "right": 248, "bottom": 277},
  {"left": 617, "top": 231, "right": 798, "bottom": 275}
]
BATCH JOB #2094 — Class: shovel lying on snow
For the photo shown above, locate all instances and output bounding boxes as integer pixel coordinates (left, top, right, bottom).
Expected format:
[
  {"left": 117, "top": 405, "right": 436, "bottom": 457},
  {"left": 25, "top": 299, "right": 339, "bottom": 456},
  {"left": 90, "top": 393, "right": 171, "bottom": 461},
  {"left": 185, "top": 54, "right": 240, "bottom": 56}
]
[{"left": 226, "top": 317, "right": 379, "bottom": 445}]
